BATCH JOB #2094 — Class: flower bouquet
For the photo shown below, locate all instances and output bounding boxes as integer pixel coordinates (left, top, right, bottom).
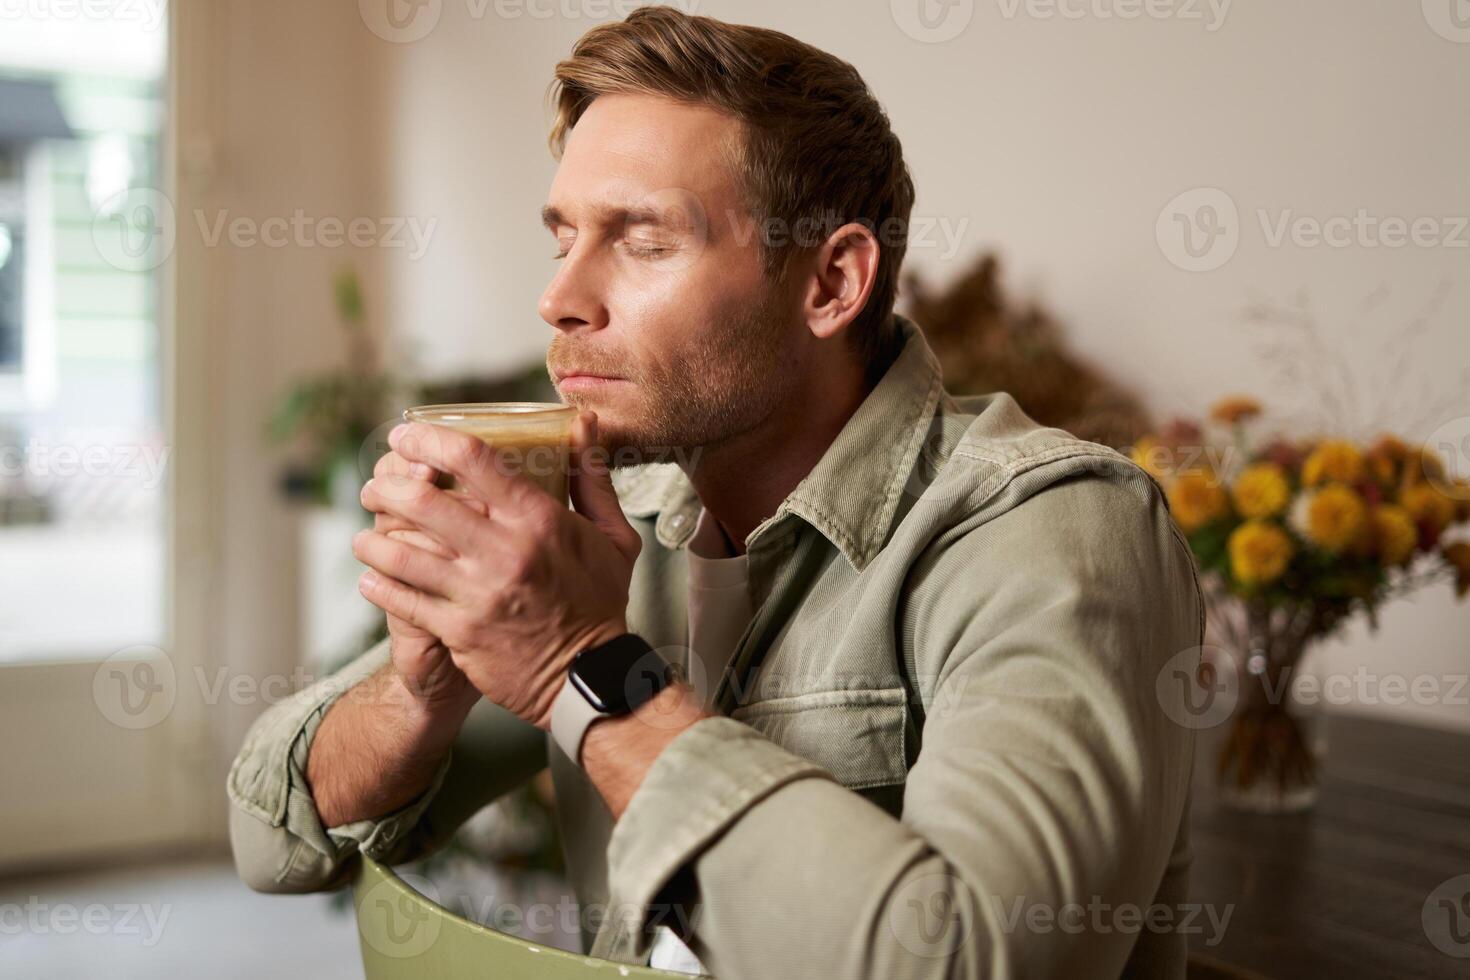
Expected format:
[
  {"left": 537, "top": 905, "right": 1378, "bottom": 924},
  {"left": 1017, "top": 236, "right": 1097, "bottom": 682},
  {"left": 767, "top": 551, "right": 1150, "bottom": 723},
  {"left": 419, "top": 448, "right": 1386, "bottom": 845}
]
[{"left": 1132, "top": 398, "right": 1470, "bottom": 811}]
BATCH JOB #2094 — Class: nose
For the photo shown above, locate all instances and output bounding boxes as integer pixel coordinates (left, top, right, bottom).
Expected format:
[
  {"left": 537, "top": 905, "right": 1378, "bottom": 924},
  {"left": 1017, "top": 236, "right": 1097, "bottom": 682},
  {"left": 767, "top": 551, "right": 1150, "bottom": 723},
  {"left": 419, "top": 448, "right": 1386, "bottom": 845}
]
[{"left": 539, "top": 244, "right": 609, "bottom": 334}]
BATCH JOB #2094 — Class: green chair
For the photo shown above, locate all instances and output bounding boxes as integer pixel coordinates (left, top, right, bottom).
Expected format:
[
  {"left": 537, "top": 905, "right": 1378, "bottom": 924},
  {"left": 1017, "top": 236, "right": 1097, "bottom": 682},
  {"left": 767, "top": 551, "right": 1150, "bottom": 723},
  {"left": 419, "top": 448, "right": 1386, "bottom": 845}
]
[{"left": 352, "top": 855, "right": 685, "bottom": 978}]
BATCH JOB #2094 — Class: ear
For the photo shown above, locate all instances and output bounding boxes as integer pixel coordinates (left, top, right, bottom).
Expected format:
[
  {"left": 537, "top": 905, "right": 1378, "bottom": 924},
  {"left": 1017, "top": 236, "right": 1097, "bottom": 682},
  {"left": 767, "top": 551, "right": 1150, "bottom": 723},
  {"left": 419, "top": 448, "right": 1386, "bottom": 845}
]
[{"left": 799, "top": 222, "right": 881, "bottom": 341}]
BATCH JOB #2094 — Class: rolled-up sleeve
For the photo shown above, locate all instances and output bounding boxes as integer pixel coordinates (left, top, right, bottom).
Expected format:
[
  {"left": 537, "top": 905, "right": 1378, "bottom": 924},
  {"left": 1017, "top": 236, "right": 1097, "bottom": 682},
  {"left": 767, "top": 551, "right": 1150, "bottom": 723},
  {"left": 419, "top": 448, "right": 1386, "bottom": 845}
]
[
  {"left": 592, "top": 471, "right": 1204, "bottom": 979},
  {"left": 227, "top": 635, "right": 549, "bottom": 893}
]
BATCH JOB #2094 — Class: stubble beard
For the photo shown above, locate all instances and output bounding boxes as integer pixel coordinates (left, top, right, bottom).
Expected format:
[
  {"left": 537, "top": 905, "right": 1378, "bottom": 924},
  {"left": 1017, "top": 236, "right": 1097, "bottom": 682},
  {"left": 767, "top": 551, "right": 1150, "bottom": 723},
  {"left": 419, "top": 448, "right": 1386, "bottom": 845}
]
[{"left": 552, "top": 284, "right": 795, "bottom": 471}]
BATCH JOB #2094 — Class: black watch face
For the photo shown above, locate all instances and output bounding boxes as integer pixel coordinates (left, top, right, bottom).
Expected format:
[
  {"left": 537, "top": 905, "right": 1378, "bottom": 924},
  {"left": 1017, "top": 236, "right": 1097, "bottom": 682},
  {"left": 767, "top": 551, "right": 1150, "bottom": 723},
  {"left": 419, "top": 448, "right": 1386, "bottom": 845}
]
[{"left": 569, "top": 635, "right": 670, "bottom": 713}]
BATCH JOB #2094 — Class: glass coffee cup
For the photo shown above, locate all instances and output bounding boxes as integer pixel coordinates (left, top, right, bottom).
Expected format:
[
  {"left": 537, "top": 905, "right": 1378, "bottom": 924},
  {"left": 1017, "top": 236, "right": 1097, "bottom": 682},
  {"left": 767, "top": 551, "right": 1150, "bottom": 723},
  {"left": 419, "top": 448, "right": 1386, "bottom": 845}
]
[{"left": 400, "top": 403, "right": 577, "bottom": 503}]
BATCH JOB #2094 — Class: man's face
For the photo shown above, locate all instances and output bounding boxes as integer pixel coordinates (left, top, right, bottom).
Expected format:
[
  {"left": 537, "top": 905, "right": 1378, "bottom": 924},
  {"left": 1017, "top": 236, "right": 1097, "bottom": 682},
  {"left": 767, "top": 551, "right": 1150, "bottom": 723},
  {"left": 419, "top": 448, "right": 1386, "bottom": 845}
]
[{"left": 541, "top": 93, "right": 799, "bottom": 464}]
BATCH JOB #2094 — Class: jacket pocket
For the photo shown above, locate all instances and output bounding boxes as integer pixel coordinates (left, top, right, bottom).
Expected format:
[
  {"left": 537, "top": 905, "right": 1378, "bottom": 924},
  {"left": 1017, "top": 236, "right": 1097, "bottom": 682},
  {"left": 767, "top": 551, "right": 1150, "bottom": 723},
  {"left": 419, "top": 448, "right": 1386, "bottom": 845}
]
[{"left": 728, "top": 687, "right": 911, "bottom": 791}]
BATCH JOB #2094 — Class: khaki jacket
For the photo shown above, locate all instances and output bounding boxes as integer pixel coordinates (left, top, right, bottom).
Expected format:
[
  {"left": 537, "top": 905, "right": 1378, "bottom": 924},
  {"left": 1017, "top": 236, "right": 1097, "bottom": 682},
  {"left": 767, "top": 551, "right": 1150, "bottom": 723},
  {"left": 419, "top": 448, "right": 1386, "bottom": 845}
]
[{"left": 228, "top": 315, "right": 1205, "bottom": 979}]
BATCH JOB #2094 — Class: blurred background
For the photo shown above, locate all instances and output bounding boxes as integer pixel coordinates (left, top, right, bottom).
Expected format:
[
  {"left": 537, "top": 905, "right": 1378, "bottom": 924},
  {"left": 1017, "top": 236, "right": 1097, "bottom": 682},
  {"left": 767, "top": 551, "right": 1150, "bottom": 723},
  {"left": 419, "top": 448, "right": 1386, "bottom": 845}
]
[{"left": 0, "top": 1, "right": 1466, "bottom": 978}]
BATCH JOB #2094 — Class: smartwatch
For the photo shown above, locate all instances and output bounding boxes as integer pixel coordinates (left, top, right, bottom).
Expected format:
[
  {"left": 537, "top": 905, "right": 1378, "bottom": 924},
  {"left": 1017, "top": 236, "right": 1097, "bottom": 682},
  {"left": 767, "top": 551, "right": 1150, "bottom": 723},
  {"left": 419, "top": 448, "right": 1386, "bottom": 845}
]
[{"left": 550, "top": 633, "right": 673, "bottom": 766}]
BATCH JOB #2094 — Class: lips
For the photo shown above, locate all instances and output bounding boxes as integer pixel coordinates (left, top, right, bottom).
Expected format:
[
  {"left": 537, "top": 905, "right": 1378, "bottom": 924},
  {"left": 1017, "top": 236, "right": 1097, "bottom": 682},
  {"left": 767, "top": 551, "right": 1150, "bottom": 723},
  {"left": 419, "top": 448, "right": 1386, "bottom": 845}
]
[
  {"left": 553, "top": 369, "right": 623, "bottom": 382},
  {"left": 552, "top": 368, "right": 629, "bottom": 396}
]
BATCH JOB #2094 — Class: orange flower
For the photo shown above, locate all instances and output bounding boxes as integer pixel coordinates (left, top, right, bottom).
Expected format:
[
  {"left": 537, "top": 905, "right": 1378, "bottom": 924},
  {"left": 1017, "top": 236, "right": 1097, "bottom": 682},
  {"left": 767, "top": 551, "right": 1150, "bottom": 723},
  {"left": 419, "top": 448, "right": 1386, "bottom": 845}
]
[
  {"left": 1366, "top": 505, "right": 1419, "bottom": 567},
  {"left": 1301, "top": 440, "right": 1365, "bottom": 487},
  {"left": 1400, "top": 482, "right": 1456, "bottom": 537},
  {"left": 1130, "top": 436, "right": 1171, "bottom": 483},
  {"left": 1167, "top": 470, "right": 1230, "bottom": 534},
  {"left": 1211, "top": 396, "right": 1263, "bottom": 427},
  {"left": 1444, "top": 542, "right": 1470, "bottom": 599},
  {"left": 1448, "top": 480, "right": 1470, "bottom": 524},
  {"left": 1368, "top": 434, "right": 1410, "bottom": 460},
  {"left": 1231, "top": 463, "right": 1292, "bottom": 520},
  {"left": 1365, "top": 435, "right": 1410, "bottom": 487},
  {"left": 1291, "top": 484, "right": 1367, "bottom": 554},
  {"left": 1228, "top": 521, "right": 1295, "bottom": 586}
]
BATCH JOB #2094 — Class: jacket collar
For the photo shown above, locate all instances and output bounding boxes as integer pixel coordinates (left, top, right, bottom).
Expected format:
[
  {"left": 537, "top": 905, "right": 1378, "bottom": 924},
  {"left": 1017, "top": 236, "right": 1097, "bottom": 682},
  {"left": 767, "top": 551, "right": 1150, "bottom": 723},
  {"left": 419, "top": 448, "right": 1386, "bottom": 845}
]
[{"left": 619, "top": 314, "right": 946, "bottom": 572}]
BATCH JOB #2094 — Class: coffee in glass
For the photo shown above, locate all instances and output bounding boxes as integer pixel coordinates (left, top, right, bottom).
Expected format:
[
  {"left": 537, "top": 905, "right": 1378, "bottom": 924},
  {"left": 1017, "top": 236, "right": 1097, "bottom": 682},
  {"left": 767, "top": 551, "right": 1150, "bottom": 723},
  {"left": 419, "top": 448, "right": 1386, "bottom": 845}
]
[{"left": 400, "top": 403, "right": 577, "bottom": 503}]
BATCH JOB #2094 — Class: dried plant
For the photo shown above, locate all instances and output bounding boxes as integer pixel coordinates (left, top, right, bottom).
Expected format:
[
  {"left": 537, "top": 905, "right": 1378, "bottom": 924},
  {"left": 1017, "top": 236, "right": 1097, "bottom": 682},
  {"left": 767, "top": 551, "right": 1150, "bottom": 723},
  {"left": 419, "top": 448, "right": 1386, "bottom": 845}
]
[{"left": 902, "top": 253, "right": 1152, "bottom": 449}]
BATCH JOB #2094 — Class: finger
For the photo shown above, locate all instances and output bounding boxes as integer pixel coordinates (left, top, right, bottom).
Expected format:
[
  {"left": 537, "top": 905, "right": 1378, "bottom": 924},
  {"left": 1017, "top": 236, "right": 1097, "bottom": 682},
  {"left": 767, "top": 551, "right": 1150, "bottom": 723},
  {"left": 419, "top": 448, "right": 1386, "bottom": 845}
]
[
  {"left": 358, "top": 568, "right": 453, "bottom": 634},
  {"left": 352, "top": 529, "right": 459, "bottom": 599},
  {"left": 361, "top": 475, "right": 497, "bottom": 554},
  {"left": 373, "top": 491, "right": 488, "bottom": 536},
  {"left": 387, "top": 527, "right": 455, "bottom": 562},
  {"left": 446, "top": 489, "right": 491, "bottom": 518},
  {"left": 569, "top": 411, "right": 641, "bottom": 563},
  {"left": 374, "top": 449, "right": 439, "bottom": 484},
  {"left": 389, "top": 422, "right": 528, "bottom": 511}
]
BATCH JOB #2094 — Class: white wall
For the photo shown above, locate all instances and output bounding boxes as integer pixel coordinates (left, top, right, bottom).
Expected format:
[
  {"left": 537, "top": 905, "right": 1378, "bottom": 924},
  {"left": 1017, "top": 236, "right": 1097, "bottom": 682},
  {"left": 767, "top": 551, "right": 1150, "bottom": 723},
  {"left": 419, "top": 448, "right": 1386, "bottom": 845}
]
[{"left": 361, "top": 0, "right": 1469, "bottom": 731}]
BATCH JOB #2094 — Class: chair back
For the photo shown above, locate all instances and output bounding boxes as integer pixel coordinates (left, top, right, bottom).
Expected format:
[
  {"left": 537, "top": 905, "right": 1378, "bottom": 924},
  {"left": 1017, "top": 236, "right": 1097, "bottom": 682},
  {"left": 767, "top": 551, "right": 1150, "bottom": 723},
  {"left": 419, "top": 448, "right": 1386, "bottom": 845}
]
[{"left": 352, "top": 855, "right": 683, "bottom": 978}]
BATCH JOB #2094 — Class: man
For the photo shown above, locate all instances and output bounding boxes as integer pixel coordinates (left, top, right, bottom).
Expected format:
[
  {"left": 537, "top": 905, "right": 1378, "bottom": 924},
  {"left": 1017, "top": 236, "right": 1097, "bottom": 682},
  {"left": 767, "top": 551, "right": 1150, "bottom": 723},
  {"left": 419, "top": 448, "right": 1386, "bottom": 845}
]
[{"left": 228, "top": 8, "right": 1204, "bottom": 979}]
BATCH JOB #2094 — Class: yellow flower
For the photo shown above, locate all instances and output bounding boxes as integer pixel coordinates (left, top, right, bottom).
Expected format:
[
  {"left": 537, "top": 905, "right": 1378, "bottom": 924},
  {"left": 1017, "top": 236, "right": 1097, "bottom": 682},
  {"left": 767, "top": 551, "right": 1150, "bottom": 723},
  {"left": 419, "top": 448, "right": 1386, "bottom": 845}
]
[
  {"left": 1167, "top": 470, "right": 1230, "bottom": 534},
  {"left": 1400, "top": 446, "right": 1447, "bottom": 488},
  {"left": 1301, "top": 440, "right": 1365, "bottom": 487},
  {"left": 1130, "top": 436, "right": 1171, "bottom": 483},
  {"left": 1210, "top": 396, "right": 1263, "bottom": 426},
  {"left": 1292, "top": 483, "right": 1367, "bottom": 554},
  {"left": 1400, "top": 482, "right": 1456, "bottom": 536},
  {"left": 1229, "top": 521, "right": 1295, "bottom": 586},
  {"left": 1368, "top": 505, "right": 1419, "bottom": 567},
  {"left": 1444, "top": 542, "right": 1470, "bottom": 599},
  {"left": 1231, "top": 463, "right": 1292, "bottom": 519}
]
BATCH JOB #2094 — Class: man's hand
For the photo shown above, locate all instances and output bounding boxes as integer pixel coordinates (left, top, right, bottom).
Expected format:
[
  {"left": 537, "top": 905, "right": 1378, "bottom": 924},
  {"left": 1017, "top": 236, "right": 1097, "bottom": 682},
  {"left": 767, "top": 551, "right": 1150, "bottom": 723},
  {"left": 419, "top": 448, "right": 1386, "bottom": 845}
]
[
  {"left": 352, "top": 412, "right": 641, "bottom": 731},
  {"left": 304, "top": 454, "right": 494, "bottom": 831},
  {"left": 366, "top": 449, "right": 484, "bottom": 717}
]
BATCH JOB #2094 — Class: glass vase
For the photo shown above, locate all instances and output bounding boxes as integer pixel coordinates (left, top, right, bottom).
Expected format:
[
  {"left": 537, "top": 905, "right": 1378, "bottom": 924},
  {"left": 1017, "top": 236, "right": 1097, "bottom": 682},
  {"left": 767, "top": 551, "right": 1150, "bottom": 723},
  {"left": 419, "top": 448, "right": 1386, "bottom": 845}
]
[{"left": 1213, "top": 627, "right": 1329, "bottom": 813}]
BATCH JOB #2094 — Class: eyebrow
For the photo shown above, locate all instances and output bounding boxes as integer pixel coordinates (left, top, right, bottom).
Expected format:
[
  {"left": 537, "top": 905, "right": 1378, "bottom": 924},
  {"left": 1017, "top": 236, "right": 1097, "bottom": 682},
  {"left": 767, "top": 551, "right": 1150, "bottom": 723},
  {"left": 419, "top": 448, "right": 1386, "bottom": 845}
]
[{"left": 539, "top": 202, "right": 681, "bottom": 231}]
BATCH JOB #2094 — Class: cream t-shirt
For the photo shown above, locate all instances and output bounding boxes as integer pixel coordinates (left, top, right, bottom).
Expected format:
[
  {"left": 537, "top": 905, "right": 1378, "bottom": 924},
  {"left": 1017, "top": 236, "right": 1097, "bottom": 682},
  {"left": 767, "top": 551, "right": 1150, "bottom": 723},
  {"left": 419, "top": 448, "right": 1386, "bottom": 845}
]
[{"left": 647, "top": 507, "right": 753, "bottom": 977}]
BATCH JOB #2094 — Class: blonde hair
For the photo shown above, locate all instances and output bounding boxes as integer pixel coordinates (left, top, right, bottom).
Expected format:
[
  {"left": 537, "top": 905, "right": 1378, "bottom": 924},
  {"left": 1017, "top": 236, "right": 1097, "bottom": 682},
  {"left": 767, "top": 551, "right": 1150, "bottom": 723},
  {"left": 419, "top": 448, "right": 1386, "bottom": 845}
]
[{"left": 547, "top": 7, "right": 915, "bottom": 379}]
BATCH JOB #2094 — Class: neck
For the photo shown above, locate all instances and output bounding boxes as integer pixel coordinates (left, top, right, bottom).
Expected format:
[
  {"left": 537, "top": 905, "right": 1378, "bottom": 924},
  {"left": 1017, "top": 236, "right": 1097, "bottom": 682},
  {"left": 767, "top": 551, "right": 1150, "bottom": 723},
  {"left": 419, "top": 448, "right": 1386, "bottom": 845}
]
[{"left": 681, "top": 357, "right": 872, "bottom": 554}]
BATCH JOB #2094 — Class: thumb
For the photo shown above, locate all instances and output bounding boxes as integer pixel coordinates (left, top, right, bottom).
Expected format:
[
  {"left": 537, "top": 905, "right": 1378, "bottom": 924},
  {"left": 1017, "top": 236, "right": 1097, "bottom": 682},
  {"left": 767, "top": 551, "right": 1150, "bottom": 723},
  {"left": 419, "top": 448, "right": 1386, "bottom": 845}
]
[{"left": 569, "top": 411, "right": 640, "bottom": 562}]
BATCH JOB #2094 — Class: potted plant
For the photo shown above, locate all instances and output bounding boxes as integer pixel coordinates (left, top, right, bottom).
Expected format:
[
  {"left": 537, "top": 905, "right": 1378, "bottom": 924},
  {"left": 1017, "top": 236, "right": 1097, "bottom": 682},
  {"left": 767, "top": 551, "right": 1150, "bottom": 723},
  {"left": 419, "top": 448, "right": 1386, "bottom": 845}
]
[{"left": 1132, "top": 398, "right": 1470, "bottom": 811}]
